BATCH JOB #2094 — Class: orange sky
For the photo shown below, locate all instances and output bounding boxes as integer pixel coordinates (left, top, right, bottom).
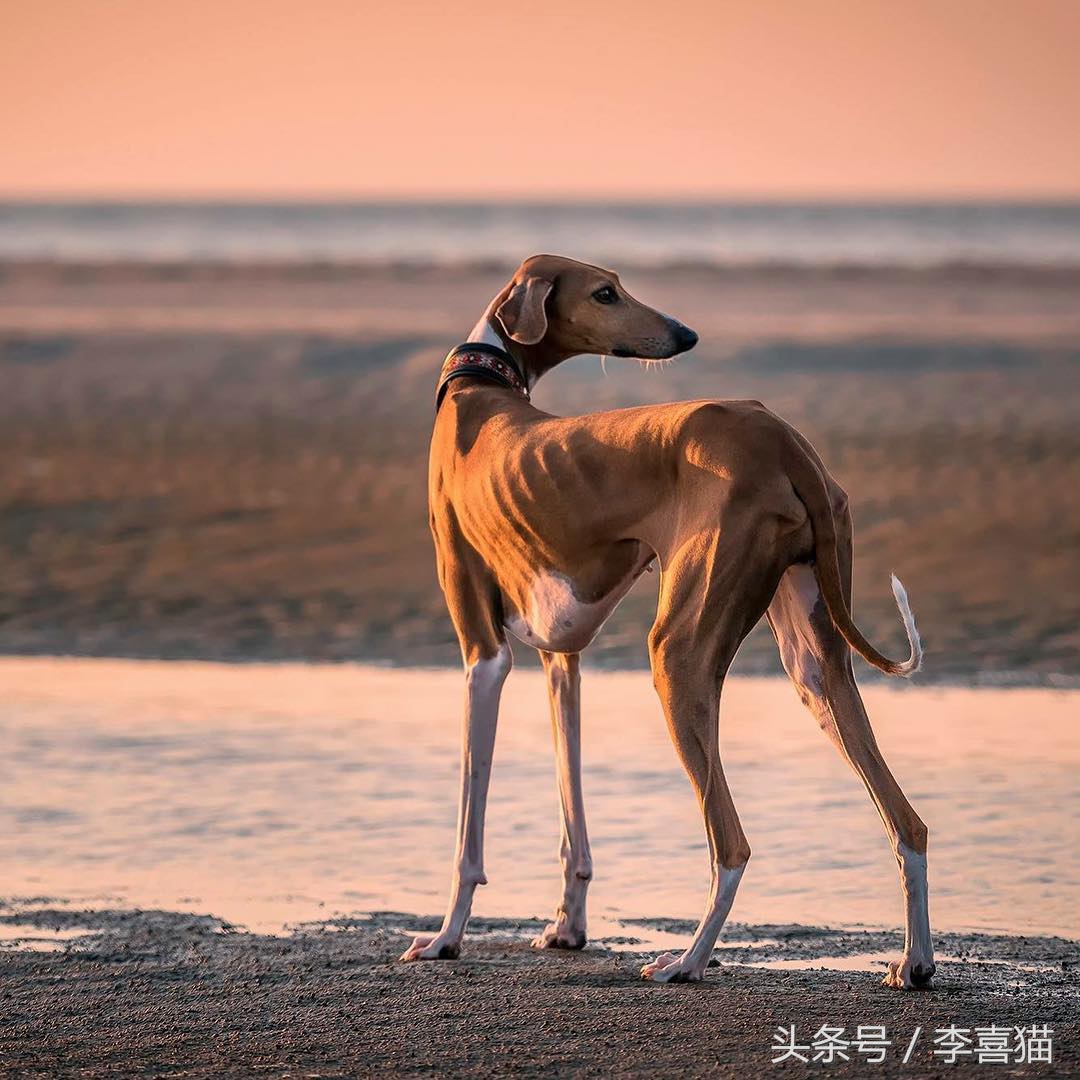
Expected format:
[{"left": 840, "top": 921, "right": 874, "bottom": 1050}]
[{"left": 2, "top": 0, "right": 1078, "bottom": 199}]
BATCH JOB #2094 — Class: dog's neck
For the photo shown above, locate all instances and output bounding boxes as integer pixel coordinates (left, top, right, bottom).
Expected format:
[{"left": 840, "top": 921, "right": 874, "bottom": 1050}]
[
  {"left": 466, "top": 309, "right": 506, "bottom": 351},
  {"left": 467, "top": 303, "right": 573, "bottom": 391}
]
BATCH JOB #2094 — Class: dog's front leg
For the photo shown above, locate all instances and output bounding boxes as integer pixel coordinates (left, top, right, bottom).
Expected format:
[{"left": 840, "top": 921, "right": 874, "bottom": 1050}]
[
  {"left": 400, "top": 642, "right": 511, "bottom": 961},
  {"left": 533, "top": 651, "right": 592, "bottom": 950}
]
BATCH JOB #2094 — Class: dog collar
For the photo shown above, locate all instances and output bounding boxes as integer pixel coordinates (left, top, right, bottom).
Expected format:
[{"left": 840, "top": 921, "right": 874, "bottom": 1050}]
[{"left": 436, "top": 343, "right": 530, "bottom": 412}]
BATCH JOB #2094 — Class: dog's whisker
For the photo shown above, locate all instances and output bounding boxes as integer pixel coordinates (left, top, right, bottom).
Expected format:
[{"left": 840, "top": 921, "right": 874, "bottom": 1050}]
[{"left": 638, "top": 357, "right": 674, "bottom": 372}]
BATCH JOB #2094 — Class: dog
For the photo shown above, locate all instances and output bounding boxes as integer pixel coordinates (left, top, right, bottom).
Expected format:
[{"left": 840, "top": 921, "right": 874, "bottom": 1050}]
[{"left": 401, "top": 254, "right": 934, "bottom": 988}]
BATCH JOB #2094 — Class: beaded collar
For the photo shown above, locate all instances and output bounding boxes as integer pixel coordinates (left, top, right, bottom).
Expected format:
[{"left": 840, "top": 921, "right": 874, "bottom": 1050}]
[{"left": 435, "top": 342, "right": 529, "bottom": 412}]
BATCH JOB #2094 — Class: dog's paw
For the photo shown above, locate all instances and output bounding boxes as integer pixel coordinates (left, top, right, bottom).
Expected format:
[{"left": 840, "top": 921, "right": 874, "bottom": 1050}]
[
  {"left": 532, "top": 921, "right": 586, "bottom": 950},
  {"left": 882, "top": 955, "right": 936, "bottom": 990},
  {"left": 640, "top": 951, "right": 704, "bottom": 983},
  {"left": 399, "top": 933, "right": 461, "bottom": 962}
]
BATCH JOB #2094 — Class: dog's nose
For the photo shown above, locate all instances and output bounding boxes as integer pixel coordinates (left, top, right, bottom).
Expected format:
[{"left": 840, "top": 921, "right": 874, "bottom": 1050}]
[{"left": 672, "top": 323, "right": 698, "bottom": 352}]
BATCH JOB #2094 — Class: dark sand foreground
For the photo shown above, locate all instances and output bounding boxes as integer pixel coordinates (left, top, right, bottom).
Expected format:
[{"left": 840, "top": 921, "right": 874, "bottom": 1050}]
[
  {"left": 1, "top": 907, "right": 1076, "bottom": 1078},
  {"left": 1, "top": 260, "right": 1078, "bottom": 679}
]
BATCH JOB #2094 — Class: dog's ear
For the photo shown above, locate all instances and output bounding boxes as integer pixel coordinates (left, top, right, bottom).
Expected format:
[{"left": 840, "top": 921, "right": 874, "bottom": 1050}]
[{"left": 495, "top": 276, "right": 553, "bottom": 345}]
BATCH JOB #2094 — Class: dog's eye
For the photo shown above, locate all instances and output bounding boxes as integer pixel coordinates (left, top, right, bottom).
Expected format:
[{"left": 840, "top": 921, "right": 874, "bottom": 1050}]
[{"left": 592, "top": 286, "right": 618, "bottom": 305}]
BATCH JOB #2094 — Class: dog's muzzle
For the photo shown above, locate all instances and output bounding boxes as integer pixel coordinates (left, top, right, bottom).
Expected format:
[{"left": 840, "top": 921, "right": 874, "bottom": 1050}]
[{"left": 612, "top": 320, "right": 698, "bottom": 359}]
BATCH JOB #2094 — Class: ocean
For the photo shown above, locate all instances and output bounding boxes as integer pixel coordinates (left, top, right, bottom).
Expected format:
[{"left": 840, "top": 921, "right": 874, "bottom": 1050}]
[{"left": 2, "top": 200, "right": 1080, "bottom": 266}]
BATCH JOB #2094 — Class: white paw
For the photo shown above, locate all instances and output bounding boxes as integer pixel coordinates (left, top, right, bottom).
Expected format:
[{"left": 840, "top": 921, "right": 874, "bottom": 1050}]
[
  {"left": 399, "top": 933, "right": 462, "bottom": 962},
  {"left": 882, "top": 955, "right": 936, "bottom": 990},
  {"left": 640, "top": 950, "right": 704, "bottom": 983},
  {"left": 532, "top": 921, "right": 587, "bottom": 950}
]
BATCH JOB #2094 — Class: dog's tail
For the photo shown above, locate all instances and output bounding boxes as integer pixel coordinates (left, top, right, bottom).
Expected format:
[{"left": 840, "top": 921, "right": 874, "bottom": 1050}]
[{"left": 785, "top": 439, "right": 922, "bottom": 678}]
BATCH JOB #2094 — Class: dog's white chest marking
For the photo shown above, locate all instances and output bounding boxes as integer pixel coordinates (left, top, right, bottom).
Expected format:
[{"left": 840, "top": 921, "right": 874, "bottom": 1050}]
[{"left": 504, "top": 571, "right": 624, "bottom": 653}]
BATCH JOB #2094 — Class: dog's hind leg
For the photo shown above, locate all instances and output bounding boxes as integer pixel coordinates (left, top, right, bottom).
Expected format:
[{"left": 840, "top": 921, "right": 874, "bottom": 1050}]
[
  {"left": 767, "top": 561, "right": 935, "bottom": 989},
  {"left": 532, "top": 651, "right": 593, "bottom": 950},
  {"left": 641, "top": 525, "right": 783, "bottom": 983}
]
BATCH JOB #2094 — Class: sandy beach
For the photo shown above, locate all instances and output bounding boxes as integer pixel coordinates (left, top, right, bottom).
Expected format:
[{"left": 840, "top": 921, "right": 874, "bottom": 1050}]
[
  {"left": 1, "top": 252, "right": 1078, "bottom": 1076},
  {"left": 1, "top": 259, "right": 1078, "bottom": 681},
  {"left": 2, "top": 908, "right": 1077, "bottom": 1078}
]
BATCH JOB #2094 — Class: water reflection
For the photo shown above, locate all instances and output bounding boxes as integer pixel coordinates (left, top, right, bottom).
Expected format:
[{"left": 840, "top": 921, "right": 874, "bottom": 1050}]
[{"left": 3, "top": 659, "right": 1076, "bottom": 938}]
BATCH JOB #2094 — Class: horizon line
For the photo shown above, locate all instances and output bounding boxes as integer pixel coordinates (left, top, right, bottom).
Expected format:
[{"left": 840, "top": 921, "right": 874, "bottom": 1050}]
[{"left": 3, "top": 191, "right": 1080, "bottom": 207}]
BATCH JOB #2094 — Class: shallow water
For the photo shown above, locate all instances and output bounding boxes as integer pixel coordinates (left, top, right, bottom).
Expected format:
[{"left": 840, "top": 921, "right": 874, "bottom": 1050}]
[
  {"left": 0, "top": 923, "right": 88, "bottom": 952},
  {"left": 2, "top": 659, "right": 1076, "bottom": 939}
]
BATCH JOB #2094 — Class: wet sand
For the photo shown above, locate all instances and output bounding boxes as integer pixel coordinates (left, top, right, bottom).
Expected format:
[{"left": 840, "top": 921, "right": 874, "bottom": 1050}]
[
  {"left": 1, "top": 260, "right": 1078, "bottom": 680},
  {"left": 1, "top": 906, "right": 1076, "bottom": 1078}
]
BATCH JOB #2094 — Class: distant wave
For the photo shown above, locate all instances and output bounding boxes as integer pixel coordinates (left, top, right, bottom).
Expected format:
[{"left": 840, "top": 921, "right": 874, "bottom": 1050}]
[
  {"left": 3, "top": 200, "right": 1080, "bottom": 268},
  {"left": 5, "top": 255, "right": 1080, "bottom": 279}
]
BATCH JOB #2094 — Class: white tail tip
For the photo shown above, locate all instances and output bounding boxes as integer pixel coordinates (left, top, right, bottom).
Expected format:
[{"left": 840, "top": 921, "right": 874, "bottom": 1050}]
[{"left": 889, "top": 573, "right": 923, "bottom": 677}]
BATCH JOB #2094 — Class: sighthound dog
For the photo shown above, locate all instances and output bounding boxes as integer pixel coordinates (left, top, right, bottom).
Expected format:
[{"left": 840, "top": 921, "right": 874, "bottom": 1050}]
[{"left": 402, "top": 254, "right": 934, "bottom": 988}]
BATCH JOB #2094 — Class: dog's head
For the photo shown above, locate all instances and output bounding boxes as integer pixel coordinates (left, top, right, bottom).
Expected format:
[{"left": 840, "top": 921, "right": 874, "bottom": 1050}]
[{"left": 494, "top": 254, "right": 697, "bottom": 361}]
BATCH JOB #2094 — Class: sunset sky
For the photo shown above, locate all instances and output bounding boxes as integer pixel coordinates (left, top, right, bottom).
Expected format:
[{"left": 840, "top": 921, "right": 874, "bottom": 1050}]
[{"left": 2, "top": 0, "right": 1078, "bottom": 200}]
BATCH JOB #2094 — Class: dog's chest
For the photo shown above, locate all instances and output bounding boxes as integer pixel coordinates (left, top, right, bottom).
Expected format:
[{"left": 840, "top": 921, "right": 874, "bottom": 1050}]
[{"left": 502, "top": 555, "right": 653, "bottom": 653}]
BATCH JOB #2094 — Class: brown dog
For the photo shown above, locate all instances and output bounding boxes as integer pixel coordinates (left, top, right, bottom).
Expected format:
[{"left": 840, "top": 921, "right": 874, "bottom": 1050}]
[{"left": 401, "top": 255, "right": 933, "bottom": 988}]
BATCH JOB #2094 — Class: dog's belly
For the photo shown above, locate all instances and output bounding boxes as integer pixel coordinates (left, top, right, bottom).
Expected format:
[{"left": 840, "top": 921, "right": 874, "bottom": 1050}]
[{"left": 503, "top": 558, "right": 653, "bottom": 653}]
